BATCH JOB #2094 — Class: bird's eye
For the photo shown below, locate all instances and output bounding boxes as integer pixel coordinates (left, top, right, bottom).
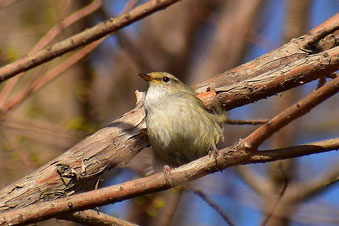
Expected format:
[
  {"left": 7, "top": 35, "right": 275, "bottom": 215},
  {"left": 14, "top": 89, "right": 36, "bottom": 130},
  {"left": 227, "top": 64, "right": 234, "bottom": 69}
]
[{"left": 162, "top": 77, "right": 170, "bottom": 83}]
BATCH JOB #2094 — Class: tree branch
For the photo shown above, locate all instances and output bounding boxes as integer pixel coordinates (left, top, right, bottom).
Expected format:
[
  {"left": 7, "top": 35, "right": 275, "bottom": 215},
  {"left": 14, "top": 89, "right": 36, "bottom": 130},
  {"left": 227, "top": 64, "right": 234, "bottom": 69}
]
[
  {"left": 225, "top": 119, "right": 268, "bottom": 125},
  {"left": 62, "top": 209, "right": 137, "bottom": 226},
  {"left": 0, "top": 91, "right": 148, "bottom": 212},
  {"left": 0, "top": 0, "right": 182, "bottom": 82},
  {"left": 191, "top": 187, "right": 235, "bottom": 226},
  {"left": 0, "top": 16, "right": 337, "bottom": 218},
  {"left": 0, "top": 0, "right": 103, "bottom": 106},
  {"left": 242, "top": 76, "right": 339, "bottom": 150},
  {"left": 195, "top": 18, "right": 339, "bottom": 110},
  {"left": 0, "top": 37, "right": 105, "bottom": 116},
  {"left": 0, "top": 137, "right": 338, "bottom": 225},
  {"left": 235, "top": 166, "right": 271, "bottom": 195},
  {"left": 291, "top": 165, "right": 339, "bottom": 203}
]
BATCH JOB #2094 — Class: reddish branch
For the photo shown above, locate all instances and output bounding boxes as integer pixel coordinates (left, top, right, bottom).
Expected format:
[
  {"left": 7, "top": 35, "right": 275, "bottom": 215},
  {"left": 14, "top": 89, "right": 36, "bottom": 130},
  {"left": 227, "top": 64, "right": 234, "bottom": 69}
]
[
  {"left": 63, "top": 209, "right": 137, "bottom": 226},
  {"left": 0, "top": 76, "right": 338, "bottom": 224},
  {"left": 0, "top": 0, "right": 182, "bottom": 82},
  {"left": 195, "top": 20, "right": 339, "bottom": 110},
  {"left": 0, "top": 38, "right": 105, "bottom": 116},
  {"left": 0, "top": 0, "right": 103, "bottom": 105},
  {"left": 242, "top": 76, "right": 339, "bottom": 150},
  {"left": 0, "top": 0, "right": 139, "bottom": 117},
  {"left": 196, "top": 44, "right": 339, "bottom": 111},
  {"left": 1, "top": 137, "right": 338, "bottom": 225},
  {"left": 0, "top": 12, "right": 337, "bottom": 226},
  {"left": 225, "top": 119, "right": 268, "bottom": 125}
]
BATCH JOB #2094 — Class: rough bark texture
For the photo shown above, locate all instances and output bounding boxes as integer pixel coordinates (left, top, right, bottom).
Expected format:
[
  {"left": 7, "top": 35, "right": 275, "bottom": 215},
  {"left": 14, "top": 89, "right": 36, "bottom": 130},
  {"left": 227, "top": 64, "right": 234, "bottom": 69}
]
[
  {"left": 195, "top": 21, "right": 339, "bottom": 110},
  {"left": 0, "top": 14, "right": 337, "bottom": 218},
  {"left": 0, "top": 93, "right": 148, "bottom": 212},
  {"left": 1, "top": 137, "right": 339, "bottom": 225}
]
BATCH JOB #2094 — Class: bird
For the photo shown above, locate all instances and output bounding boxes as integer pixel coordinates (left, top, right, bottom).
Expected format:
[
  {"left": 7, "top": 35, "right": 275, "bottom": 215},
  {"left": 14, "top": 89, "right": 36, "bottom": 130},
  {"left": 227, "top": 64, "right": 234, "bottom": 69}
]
[{"left": 139, "top": 72, "right": 225, "bottom": 174}]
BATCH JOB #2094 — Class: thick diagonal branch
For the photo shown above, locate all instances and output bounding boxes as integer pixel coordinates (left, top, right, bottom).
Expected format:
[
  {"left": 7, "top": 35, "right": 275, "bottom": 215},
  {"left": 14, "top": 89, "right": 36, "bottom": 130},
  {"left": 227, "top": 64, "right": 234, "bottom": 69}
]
[
  {"left": 0, "top": 14, "right": 337, "bottom": 219},
  {"left": 1, "top": 137, "right": 338, "bottom": 225}
]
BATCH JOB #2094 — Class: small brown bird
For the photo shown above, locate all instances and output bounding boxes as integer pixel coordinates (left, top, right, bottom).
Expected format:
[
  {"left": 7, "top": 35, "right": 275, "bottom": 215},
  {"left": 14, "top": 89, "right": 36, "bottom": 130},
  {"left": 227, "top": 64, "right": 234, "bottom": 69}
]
[{"left": 139, "top": 72, "right": 225, "bottom": 172}]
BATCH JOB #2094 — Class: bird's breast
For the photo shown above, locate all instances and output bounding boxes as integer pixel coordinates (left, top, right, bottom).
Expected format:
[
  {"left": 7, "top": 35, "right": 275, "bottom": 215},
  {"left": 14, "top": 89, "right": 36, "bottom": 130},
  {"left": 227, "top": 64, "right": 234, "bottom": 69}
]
[{"left": 145, "top": 92, "right": 223, "bottom": 166}]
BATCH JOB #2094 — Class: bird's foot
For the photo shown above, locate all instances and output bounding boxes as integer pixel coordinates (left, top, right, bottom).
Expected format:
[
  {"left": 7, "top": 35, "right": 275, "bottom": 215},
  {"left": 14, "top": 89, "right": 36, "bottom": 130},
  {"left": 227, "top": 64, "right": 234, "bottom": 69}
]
[
  {"left": 163, "top": 165, "right": 174, "bottom": 186},
  {"left": 208, "top": 149, "right": 219, "bottom": 165}
]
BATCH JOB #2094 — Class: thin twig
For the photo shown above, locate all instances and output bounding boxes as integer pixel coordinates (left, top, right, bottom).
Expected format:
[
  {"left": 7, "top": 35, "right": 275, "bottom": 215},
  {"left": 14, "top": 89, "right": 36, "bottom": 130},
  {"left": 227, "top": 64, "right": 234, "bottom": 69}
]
[
  {"left": 235, "top": 166, "right": 270, "bottom": 195},
  {"left": 260, "top": 164, "right": 289, "bottom": 226},
  {"left": 291, "top": 166, "right": 339, "bottom": 203},
  {"left": 190, "top": 187, "right": 235, "bottom": 226},
  {"left": 159, "top": 189, "right": 183, "bottom": 226},
  {"left": 0, "top": 0, "right": 103, "bottom": 106},
  {"left": 0, "top": 0, "right": 182, "bottom": 82},
  {"left": 0, "top": 37, "right": 104, "bottom": 117},
  {"left": 242, "top": 76, "right": 339, "bottom": 150},
  {"left": 225, "top": 119, "right": 268, "bottom": 125},
  {"left": 121, "top": 0, "right": 139, "bottom": 13},
  {"left": 99, "top": 0, "right": 155, "bottom": 72},
  {"left": 0, "top": 132, "right": 35, "bottom": 171},
  {"left": 0, "top": 0, "right": 139, "bottom": 117}
]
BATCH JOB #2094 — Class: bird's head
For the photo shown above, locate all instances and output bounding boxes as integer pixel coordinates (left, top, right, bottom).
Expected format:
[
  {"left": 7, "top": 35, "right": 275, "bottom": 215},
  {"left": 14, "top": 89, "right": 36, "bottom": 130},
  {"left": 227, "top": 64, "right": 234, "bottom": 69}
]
[{"left": 138, "top": 72, "right": 193, "bottom": 94}]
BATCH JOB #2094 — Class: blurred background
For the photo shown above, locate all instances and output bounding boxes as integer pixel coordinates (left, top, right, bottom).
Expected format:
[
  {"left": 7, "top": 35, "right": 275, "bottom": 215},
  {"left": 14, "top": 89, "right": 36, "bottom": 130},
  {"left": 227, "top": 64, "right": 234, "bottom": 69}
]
[{"left": 0, "top": 0, "right": 338, "bottom": 225}]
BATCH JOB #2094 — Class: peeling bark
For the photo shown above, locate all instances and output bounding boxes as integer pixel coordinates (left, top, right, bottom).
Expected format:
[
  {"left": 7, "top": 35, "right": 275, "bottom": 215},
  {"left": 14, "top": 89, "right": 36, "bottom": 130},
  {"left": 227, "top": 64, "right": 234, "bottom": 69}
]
[{"left": 0, "top": 15, "right": 337, "bottom": 216}]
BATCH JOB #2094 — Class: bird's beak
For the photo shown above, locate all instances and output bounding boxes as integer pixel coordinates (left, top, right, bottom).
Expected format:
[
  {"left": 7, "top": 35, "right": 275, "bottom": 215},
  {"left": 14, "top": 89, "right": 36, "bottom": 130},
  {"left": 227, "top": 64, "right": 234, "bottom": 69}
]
[{"left": 138, "top": 73, "right": 152, "bottom": 82}]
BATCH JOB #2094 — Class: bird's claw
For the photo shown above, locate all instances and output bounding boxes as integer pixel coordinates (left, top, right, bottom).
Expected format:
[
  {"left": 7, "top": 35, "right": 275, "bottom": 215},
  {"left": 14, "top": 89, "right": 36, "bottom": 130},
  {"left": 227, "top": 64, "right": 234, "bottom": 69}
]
[
  {"left": 163, "top": 165, "right": 174, "bottom": 186},
  {"left": 208, "top": 149, "right": 219, "bottom": 165}
]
